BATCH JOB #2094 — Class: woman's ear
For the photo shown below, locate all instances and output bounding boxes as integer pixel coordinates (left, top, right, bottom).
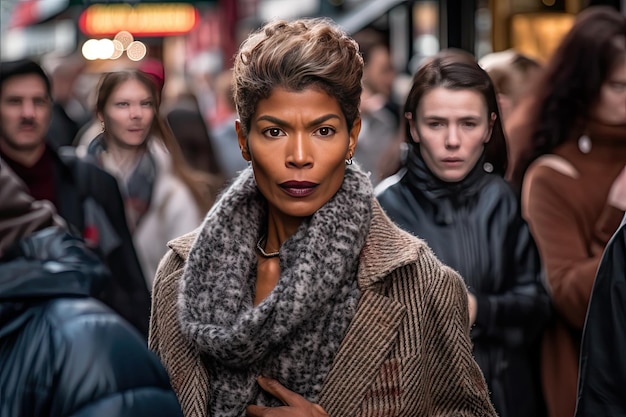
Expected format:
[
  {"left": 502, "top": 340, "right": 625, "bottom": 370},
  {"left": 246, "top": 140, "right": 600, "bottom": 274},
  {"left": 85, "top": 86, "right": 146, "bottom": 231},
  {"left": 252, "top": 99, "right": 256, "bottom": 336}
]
[
  {"left": 235, "top": 120, "right": 251, "bottom": 161},
  {"left": 405, "top": 112, "right": 420, "bottom": 143},
  {"left": 347, "top": 117, "right": 361, "bottom": 159},
  {"left": 485, "top": 112, "right": 497, "bottom": 143}
]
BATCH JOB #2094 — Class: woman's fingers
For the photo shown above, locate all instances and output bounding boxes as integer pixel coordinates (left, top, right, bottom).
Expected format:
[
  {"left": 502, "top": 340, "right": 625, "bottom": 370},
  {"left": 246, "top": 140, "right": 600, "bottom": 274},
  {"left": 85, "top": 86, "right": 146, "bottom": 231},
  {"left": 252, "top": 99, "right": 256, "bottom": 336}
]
[
  {"left": 256, "top": 376, "right": 304, "bottom": 406},
  {"left": 245, "top": 377, "right": 329, "bottom": 417}
]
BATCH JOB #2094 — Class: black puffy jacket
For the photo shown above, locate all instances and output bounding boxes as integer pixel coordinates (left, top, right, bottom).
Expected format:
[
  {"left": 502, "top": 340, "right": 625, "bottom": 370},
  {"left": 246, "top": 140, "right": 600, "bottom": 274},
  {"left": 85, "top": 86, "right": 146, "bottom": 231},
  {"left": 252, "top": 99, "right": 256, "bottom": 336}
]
[
  {"left": 376, "top": 148, "right": 552, "bottom": 417},
  {"left": 0, "top": 228, "right": 183, "bottom": 417}
]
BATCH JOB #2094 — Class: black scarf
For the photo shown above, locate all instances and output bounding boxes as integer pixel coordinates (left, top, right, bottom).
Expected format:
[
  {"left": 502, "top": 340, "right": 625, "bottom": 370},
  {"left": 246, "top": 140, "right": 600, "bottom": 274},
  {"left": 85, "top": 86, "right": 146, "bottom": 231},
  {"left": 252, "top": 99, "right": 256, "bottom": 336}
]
[{"left": 404, "top": 144, "right": 491, "bottom": 225}]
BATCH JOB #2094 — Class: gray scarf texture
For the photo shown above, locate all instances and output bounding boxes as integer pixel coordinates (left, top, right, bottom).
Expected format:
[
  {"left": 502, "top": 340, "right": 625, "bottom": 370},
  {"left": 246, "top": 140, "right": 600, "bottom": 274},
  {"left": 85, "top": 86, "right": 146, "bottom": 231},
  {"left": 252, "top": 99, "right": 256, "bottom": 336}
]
[{"left": 179, "top": 165, "right": 373, "bottom": 417}]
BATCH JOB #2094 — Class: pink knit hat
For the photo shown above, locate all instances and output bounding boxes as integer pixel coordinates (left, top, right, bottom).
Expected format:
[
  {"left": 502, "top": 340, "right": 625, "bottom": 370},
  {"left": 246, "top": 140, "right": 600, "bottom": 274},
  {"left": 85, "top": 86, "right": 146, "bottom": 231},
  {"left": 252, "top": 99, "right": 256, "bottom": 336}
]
[{"left": 138, "top": 58, "right": 165, "bottom": 93}]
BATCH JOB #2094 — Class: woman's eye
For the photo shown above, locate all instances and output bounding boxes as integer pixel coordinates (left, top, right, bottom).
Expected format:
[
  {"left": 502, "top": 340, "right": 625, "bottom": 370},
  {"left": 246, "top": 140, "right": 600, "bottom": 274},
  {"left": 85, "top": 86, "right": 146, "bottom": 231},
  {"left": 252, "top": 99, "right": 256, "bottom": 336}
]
[
  {"left": 428, "top": 122, "right": 443, "bottom": 128},
  {"left": 264, "top": 128, "right": 284, "bottom": 137},
  {"left": 316, "top": 126, "right": 335, "bottom": 136},
  {"left": 116, "top": 102, "right": 129, "bottom": 107},
  {"left": 141, "top": 101, "right": 152, "bottom": 107},
  {"left": 462, "top": 122, "right": 477, "bottom": 128},
  {"left": 609, "top": 82, "right": 626, "bottom": 92}
]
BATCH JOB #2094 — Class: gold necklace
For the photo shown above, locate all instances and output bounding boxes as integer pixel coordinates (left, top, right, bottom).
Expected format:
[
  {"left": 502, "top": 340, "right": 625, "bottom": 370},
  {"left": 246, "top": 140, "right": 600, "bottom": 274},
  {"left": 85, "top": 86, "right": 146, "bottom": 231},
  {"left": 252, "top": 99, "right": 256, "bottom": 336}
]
[{"left": 256, "top": 234, "right": 280, "bottom": 258}]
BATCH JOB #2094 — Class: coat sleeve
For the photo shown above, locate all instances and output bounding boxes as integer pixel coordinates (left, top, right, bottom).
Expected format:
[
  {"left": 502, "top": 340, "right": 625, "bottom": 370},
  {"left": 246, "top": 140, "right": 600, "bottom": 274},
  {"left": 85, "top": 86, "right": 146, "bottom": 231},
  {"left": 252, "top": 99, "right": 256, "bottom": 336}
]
[
  {"left": 575, "top": 216, "right": 626, "bottom": 416},
  {"left": 421, "top": 261, "right": 498, "bottom": 416},
  {"left": 522, "top": 163, "right": 623, "bottom": 329},
  {"left": 473, "top": 209, "right": 552, "bottom": 346}
]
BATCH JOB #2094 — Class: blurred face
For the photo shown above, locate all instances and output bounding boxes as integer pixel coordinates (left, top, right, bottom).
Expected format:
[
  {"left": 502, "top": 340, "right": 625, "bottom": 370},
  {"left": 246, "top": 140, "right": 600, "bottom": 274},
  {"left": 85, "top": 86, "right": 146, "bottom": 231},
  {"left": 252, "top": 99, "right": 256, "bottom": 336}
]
[
  {"left": 410, "top": 87, "right": 494, "bottom": 182},
  {"left": 363, "top": 46, "right": 395, "bottom": 98},
  {"left": 237, "top": 86, "right": 359, "bottom": 221},
  {"left": 0, "top": 74, "right": 51, "bottom": 153},
  {"left": 98, "top": 78, "right": 154, "bottom": 148},
  {"left": 590, "top": 60, "right": 626, "bottom": 125}
]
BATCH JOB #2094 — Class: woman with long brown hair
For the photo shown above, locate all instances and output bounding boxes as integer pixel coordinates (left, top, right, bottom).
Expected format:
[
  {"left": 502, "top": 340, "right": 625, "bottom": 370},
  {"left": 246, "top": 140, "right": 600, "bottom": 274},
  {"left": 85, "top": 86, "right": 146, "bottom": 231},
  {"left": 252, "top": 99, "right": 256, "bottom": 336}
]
[
  {"left": 505, "top": 6, "right": 626, "bottom": 417},
  {"left": 88, "top": 68, "right": 216, "bottom": 286}
]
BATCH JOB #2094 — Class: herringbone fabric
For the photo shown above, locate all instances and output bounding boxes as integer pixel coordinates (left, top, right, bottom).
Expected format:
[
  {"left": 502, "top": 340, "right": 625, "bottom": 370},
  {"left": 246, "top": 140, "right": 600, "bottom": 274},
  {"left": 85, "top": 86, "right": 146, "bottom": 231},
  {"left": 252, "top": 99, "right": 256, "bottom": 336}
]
[{"left": 149, "top": 201, "right": 497, "bottom": 417}]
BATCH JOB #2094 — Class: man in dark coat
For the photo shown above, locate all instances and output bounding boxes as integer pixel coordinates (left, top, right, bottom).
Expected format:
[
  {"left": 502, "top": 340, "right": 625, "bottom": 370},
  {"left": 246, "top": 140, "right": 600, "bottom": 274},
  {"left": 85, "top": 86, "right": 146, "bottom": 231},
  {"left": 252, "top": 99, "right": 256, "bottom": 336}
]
[
  {"left": 575, "top": 214, "right": 626, "bottom": 417},
  {"left": 0, "top": 59, "right": 150, "bottom": 337},
  {"left": 0, "top": 160, "right": 183, "bottom": 417}
]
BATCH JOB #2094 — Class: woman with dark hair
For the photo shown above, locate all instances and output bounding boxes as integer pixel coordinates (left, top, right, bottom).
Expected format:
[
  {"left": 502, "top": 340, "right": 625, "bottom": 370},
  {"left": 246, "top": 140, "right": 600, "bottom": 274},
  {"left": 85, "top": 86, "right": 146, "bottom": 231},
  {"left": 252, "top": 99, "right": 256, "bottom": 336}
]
[
  {"left": 503, "top": 7, "right": 626, "bottom": 417},
  {"left": 376, "top": 55, "right": 551, "bottom": 417},
  {"left": 88, "top": 69, "right": 218, "bottom": 286},
  {"left": 148, "top": 18, "right": 497, "bottom": 417}
]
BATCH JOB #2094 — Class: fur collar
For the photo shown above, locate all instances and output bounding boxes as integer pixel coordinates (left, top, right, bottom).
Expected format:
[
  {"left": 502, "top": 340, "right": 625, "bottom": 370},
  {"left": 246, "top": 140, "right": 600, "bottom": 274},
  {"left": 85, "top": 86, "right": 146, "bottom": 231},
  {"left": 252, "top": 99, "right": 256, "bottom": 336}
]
[{"left": 168, "top": 200, "right": 424, "bottom": 289}]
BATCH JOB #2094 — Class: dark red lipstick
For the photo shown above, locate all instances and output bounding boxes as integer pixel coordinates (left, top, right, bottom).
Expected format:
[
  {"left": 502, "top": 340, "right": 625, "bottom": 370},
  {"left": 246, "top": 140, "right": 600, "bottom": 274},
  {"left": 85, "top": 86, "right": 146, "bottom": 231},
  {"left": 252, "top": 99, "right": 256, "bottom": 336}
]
[{"left": 279, "top": 181, "right": 318, "bottom": 197}]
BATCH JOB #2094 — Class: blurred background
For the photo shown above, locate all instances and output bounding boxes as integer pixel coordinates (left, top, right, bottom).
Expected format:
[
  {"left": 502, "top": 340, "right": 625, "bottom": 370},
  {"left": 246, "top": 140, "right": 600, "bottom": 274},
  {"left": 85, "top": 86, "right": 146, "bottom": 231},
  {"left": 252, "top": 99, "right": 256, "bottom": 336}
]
[{"left": 2, "top": 0, "right": 623, "bottom": 138}]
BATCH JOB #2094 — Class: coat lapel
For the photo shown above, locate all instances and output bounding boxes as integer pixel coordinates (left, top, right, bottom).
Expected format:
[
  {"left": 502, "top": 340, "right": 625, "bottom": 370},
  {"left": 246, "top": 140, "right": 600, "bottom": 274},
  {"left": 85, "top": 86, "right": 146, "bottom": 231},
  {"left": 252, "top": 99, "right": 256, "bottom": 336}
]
[
  {"left": 318, "top": 201, "right": 428, "bottom": 415},
  {"left": 318, "top": 289, "right": 406, "bottom": 416}
]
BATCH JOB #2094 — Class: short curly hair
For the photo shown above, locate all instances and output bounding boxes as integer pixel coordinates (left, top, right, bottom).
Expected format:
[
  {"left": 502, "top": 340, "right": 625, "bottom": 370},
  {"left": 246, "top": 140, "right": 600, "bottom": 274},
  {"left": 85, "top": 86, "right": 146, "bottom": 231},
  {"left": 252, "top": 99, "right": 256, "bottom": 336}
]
[{"left": 233, "top": 17, "right": 363, "bottom": 136}]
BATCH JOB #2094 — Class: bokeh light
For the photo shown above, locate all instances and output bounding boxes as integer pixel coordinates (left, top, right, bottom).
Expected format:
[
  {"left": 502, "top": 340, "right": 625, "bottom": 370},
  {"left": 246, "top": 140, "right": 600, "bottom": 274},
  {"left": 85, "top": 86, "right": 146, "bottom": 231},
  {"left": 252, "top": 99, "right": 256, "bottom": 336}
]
[{"left": 127, "top": 41, "right": 147, "bottom": 61}]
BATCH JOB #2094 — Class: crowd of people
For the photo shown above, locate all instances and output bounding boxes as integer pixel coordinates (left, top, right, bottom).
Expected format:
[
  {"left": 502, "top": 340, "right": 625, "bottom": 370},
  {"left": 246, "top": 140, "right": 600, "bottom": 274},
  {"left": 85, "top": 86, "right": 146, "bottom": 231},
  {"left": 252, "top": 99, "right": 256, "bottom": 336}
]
[{"left": 0, "top": 5, "right": 625, "bottom": 417}]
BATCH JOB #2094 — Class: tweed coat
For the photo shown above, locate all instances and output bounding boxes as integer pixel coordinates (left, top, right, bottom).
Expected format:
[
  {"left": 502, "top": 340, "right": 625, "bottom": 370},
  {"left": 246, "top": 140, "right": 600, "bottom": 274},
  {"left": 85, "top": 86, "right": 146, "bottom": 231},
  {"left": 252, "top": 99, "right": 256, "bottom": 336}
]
[{"left": 148, "top": 200, "right": 497, "bottom": 417}]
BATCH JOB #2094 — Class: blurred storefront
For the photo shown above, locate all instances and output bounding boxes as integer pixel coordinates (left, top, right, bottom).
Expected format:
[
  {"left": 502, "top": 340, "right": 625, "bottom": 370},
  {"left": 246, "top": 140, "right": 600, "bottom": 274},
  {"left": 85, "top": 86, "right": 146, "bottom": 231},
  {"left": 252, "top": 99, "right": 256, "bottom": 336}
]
[
  {"left": 331, "top": 0, "right": 622, "bottom": 70},
  {"left": 491, "top": 0, "right": 622, "bottom": 62},
  {"left": 2, "top": 0, "right": 623, "bottom": 79}
]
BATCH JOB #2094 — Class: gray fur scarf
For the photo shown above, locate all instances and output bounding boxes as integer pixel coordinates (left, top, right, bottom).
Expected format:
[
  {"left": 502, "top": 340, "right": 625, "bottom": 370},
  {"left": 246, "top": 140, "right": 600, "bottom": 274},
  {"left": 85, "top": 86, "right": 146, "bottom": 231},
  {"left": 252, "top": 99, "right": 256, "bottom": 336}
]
[{"left": 179, "top": 165, "right": 373, "bottom": 417}]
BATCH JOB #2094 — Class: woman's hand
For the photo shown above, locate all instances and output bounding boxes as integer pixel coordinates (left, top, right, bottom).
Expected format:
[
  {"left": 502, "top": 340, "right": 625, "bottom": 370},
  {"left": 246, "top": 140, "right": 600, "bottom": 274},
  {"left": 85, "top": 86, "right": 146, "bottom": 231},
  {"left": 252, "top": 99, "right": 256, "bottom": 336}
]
[{"left": 245, "top": 376, "right": 329, "bottom": 417}]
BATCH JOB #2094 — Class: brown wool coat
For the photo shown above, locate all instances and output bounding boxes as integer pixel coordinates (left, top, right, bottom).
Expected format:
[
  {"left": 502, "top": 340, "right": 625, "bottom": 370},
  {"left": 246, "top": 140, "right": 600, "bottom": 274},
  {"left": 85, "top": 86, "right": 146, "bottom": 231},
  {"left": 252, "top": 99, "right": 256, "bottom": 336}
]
[
  {"left": 522, "top": 135, "right": 626, "bottom": 417},
  {"left": 148, "top": 201, "right": 498, "bottom": 417}
]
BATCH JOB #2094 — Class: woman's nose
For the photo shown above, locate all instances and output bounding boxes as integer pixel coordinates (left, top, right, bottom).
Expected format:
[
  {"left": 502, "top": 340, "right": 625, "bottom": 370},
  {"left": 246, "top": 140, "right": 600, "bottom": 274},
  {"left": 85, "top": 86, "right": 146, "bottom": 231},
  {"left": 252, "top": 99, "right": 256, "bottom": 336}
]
[
  {"left": 129, "top": 104, "right": 142, "bottom": 119},
  {"left": 286, "top": 134, "right": 313, "bottom": 168},
  {"left": 445, "top": 126, "right": 461, "bottom": 148}
]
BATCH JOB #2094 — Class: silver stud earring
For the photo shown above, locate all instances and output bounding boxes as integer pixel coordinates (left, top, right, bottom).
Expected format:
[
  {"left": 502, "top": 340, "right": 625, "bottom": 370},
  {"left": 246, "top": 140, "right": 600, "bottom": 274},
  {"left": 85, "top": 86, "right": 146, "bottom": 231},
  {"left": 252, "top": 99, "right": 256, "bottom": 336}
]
[
  {"left": 578, "top": 135, "right": 592, "bottom": 154},
  {"left": 100, "top": 121, "right": 105, "bottom": 132}
]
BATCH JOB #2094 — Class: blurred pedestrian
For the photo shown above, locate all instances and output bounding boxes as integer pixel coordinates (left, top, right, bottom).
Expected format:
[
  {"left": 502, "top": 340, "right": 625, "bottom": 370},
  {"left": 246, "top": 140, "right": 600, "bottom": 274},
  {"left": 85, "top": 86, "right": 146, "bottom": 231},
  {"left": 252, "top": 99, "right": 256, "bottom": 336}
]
[
  {"left": 376, "top": 55, "right": 551, "bottom": 417},
  {"left": 149, "top": 17, "right": 497, "bottom": 417},
  {"left": 164, "top": 88, "right": 224, "bottom": 179},
  {"left": 479, "top": 49, "right": 541, "bottom": 123},
  {"left": 46, "top": 54, "right": 91, "bottom": 148},
  {"left": 0, "top": 59, "right": 151, "bottom": 337},
  {"left": 209, "top": 68, "right": 249, "bottom": 183},
  {"left": 0, "top": 158, "right": 183, "bottom": 417},
  {"left": 352, "top": 28, "right": 402, "bottom": 186},
  {"left": 575, "top": 214, "right": 626, "bottom": 417},
  {"left": 505, "top": 7, "right": 626, "bottom": 417},
  {"left": 88, "top": 68, "right": 217, "bottom": 287}
]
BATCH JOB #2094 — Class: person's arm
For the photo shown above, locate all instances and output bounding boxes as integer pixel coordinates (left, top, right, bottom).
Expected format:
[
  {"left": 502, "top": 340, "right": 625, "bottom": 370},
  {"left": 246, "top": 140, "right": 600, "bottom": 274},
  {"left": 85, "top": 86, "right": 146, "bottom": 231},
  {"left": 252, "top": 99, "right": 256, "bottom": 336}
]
[
  {"left": 422, "top": 263, "right": 498, "bottom": 416},
  {"left": 472, "top": 214, "right": 552, "bottom": 346},
  {"left": 522, "top": 165, "right": 621, "bottom": 329}
]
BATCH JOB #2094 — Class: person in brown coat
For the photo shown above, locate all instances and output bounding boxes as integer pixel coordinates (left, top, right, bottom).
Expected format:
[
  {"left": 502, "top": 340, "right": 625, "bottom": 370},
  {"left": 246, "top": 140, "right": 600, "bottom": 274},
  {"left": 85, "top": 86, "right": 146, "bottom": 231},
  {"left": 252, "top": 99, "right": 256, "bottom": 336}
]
[
  {"left": 505, "top": 6, "right": 626, "bottom": 417},
  {"left": 148, "top": 17, "right": 496, "bottom": 417}
]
